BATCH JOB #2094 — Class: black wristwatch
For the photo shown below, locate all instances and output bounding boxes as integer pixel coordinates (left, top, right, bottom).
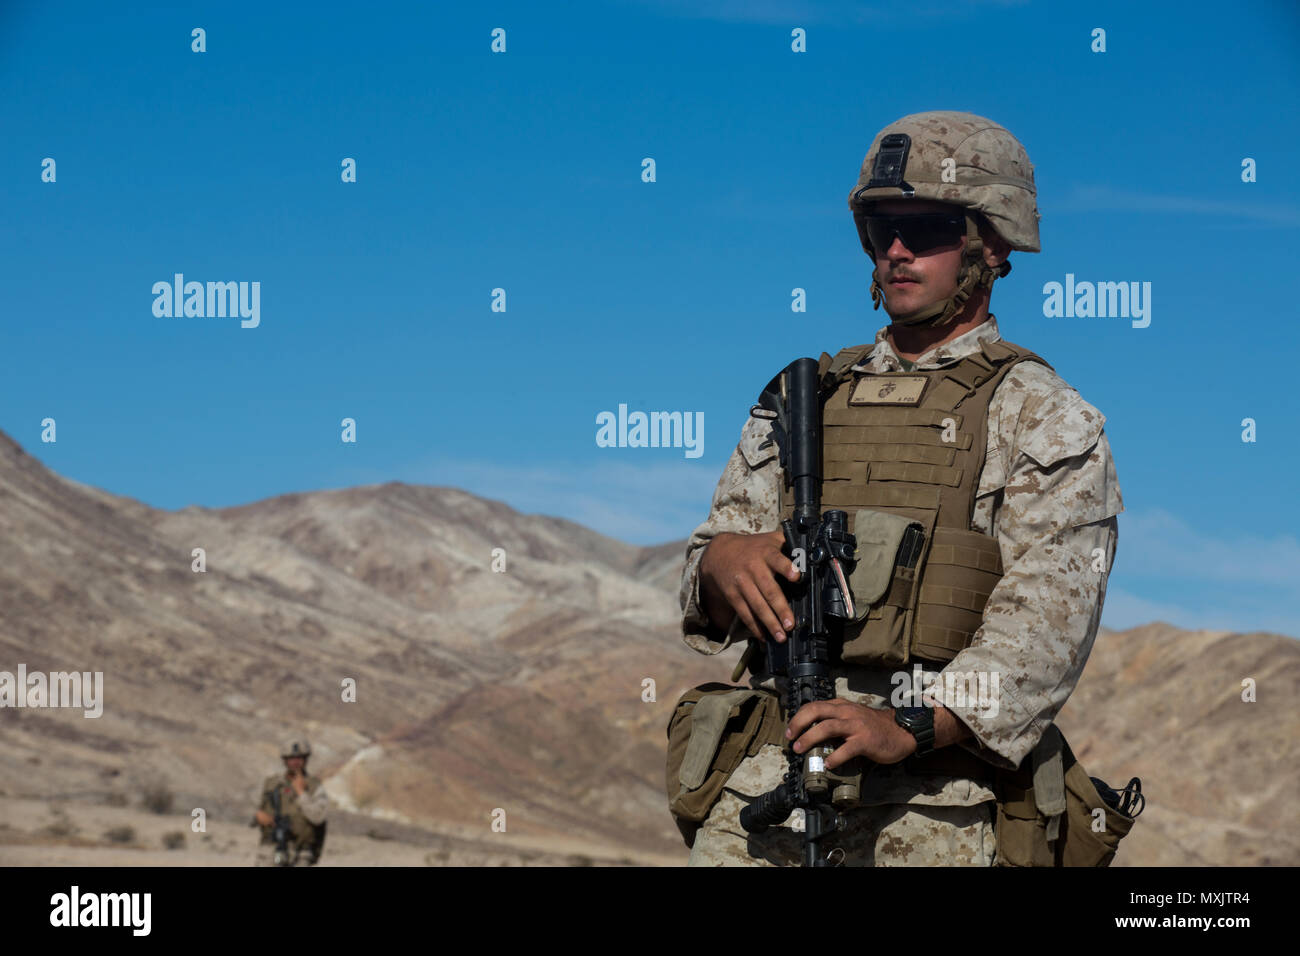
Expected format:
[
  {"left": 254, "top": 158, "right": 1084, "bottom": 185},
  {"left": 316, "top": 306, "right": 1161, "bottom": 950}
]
[{"left": 895, "top": 705, "right": 936, "bottom": 757}]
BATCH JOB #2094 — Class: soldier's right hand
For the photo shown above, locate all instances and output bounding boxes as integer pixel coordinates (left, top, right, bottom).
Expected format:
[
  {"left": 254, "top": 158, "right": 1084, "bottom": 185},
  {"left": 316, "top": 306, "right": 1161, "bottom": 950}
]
[
  {"left": 254, "top": 810, "right": 273, "bottom": 827},
  {"left": 699, "top": 530, "right": 800, "bottom": 644}
]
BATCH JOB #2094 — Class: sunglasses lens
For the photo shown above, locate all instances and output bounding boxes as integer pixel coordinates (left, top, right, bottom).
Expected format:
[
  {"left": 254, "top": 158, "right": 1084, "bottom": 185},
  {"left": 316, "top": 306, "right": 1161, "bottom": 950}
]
[{"left": 863, "top": 215, "right": 965, "bottom": 255}]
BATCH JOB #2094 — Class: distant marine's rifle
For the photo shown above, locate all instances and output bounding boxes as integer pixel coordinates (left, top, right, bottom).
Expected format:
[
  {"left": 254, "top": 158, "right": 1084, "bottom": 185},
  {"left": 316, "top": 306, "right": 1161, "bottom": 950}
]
[
  {"left": 269, "top": 787, "right": 292, "bottom": 866},
  {"left": 738, "top": 357, "right": 866, "bottom": 867}
]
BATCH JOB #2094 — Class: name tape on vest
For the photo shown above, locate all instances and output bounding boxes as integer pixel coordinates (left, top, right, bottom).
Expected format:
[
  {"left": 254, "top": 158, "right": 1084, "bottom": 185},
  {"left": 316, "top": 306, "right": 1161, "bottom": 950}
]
[{"left": 849, "top": 375, "right": 928, "bottom": 406}]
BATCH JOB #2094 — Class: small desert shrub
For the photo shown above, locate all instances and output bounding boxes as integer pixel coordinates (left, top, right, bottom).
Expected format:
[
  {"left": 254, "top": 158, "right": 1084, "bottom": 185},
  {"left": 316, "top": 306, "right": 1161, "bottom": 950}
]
[
  {"left": 140, "top": 782, "right": 174, "bottom": 815},
  {"left": 104, "top": 826, "right": 136, "bottom": 844},
  {"left": 44, "top": 817, "right": 77, "bottom": 838}
]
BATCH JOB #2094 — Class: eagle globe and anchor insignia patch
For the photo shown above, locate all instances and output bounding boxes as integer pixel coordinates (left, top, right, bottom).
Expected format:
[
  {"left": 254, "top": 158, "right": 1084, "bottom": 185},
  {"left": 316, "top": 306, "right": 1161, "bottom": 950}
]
[{"left": 848, "top": 374, "right": 928, "bottom": 406}]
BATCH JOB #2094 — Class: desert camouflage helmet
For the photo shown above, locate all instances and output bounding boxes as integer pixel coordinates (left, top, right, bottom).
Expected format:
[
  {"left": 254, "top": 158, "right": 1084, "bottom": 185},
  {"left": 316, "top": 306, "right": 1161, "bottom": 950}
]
[
  {"left": 847, "top": 111, "right": 1041, "bottom": 328},
  {"left": 281, "top": 737, "right": 311, "bottom": 758}
]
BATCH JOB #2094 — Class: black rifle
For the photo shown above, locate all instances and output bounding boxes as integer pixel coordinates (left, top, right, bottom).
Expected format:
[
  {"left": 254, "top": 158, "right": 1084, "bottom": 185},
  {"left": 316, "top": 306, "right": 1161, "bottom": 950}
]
[
  {"left": 269, "top": 787, "right": 292, "bottom": 866},
  {"left": 738, "top": 357, "right": 862, "bottom": 867}
]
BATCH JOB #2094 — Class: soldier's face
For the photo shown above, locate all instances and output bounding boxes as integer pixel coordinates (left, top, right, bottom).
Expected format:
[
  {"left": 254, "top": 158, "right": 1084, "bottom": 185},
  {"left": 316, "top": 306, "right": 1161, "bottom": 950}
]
[
  {"left": 867, "top": 200, "right": 965, "bottom": 322},
  {"left": 285, "top": 756, "right": 305, "bottom": 773}
]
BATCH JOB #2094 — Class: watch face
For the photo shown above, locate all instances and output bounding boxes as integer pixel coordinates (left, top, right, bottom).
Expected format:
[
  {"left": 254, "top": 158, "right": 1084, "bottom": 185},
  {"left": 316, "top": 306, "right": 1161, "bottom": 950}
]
[{"left": 899, "top": 706, "right": 928, "bottom": 723}]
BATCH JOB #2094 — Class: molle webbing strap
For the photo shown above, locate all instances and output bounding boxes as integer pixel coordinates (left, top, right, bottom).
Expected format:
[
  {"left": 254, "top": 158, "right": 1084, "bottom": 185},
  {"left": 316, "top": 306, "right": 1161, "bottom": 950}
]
[
  {"left": 926, "top": 531, "right": 1003, "bottom": 573},
  {"left": 822, "top": 426, "right": 975, "bottom": 450},
  {"left": 920, "top": 582, "right": 990, "bottom": 614},
  {"left": 1033, "top": 724, "right": 1068, "bottom": 843},
  {"left": 822, "top": 460, "right": 964, "bottom": 489},
  {"left": 823, "top": 407, "right": 963, "bottom": 428},
  {"left": 869, "top": 461, "right": 964, "bottom": 487},
  {"left": 823, "top": 442, "right": 956, "bottom": 466},
  {"left": 830, "top": 482, "right": 943, "bottom": 511}
]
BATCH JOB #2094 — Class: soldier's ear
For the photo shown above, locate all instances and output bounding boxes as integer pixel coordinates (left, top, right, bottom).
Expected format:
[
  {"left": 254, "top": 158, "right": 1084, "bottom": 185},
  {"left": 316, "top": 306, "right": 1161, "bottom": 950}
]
[
  {"left": 977, "top": 216, "right": 1011, "bottom": 268},
  {"left": 986, "top": 235, "right": 1010, "bottom": 268}
]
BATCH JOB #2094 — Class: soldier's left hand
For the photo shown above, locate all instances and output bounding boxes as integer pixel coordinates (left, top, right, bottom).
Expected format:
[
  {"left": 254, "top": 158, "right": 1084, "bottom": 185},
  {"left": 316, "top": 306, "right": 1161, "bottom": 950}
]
[
  {"left": 786, "top": 700, "right": 915, "bottom": 768},
  {"left": 291, "top": 774, "right": 308, "bottom": 795}
]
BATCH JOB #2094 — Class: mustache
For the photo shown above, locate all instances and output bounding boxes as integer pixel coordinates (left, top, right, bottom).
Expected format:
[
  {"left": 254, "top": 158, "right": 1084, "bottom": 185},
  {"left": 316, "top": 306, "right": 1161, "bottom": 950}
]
[{"left": 887, "top": 271, "right": 921, "bottom": 282}]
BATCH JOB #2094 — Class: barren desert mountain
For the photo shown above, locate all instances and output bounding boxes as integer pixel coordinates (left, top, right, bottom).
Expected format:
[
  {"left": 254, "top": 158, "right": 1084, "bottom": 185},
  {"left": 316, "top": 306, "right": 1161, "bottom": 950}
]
[
  {"left": 1056, "top": 622, "right": 1300, "bottom": 866},
  {"left": 0, "top": 428, "right": 730, "bottom": 863},
  {"left": 0, "top": 427, "right": 1296, "bottom": 865}
]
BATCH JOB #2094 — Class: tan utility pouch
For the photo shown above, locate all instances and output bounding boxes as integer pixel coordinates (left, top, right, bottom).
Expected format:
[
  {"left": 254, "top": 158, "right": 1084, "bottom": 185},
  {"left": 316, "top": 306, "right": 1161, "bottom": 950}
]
[
  {"left": 992, "top": 725, "right": 1139, "bottom": 867},
  {"left": 665, "top": 682, "right": 784, "bottom": 847},
  {"left": 840, "top": 509, "right": 926, "bottom": 666}
]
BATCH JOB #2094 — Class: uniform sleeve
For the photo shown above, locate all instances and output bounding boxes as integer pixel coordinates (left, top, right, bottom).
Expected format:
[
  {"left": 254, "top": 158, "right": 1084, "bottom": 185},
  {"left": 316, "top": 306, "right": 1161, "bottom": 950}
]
[
  {"left": 680, "top": 413, "right": 783, "bottom": 655},
  {"left": 298, "top": 780, "right": 329, "bottom": 825},
  {"left": 256, "top": 777, "right": 273, "bottom": 814},
  {"left": 942, "top": 367, "right": 1124, "bottom": 770},
  {"left": 252, "top": 777, "right": 274, "bottom": 826}
]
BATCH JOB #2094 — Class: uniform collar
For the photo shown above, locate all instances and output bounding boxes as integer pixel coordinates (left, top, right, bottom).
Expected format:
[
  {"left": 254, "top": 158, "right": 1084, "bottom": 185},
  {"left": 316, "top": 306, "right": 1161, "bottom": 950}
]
[{"left": 852, "top": 315, "right": 1002, "bottom": 373}]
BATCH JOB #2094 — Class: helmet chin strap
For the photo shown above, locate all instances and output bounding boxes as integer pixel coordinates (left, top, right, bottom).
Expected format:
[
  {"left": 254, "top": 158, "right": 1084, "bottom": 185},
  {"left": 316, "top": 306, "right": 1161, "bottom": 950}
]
[{"left": 870, "top": 215, "right": 1011, "bottom": 329}]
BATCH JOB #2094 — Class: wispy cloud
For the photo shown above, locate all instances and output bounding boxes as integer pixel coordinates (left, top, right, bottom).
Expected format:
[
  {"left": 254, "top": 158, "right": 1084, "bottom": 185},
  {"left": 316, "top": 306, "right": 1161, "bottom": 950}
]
[
  {"left": 1101, "top": 586, "right": 1300, "bottom": 639},
  {"left": 1055, "top": 184, "right": 1300, "bottom": 226},
  {"left": 1118, "top": 509, "right": 1300, "bottom": 587},
  {"left": 1103, "top": 508, "right": 1300, "bottom": 638}
]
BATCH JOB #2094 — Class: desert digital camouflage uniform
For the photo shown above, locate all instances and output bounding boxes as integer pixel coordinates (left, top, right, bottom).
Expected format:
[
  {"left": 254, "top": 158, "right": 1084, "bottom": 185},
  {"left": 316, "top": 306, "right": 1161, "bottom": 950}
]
[
  {"left": 680, "top": 315, "right": 1122, "bottom": 866},
  {"left": 253, "top": 770, "right": 330, "bottom": 867}
]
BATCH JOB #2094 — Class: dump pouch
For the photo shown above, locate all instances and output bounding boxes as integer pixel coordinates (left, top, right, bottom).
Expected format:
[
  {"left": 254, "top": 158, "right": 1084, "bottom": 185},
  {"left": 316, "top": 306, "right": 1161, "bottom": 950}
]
[
  {"left": 992, "top": 724, "right": 1140, "bottom": 867},
  {"left": 665, "top": 682, "right": 785, "bottom": 847}
]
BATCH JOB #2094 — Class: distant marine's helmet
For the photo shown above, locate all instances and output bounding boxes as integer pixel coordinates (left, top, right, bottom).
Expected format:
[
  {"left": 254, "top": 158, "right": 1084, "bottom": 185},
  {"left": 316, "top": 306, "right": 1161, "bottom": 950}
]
[
  {"left": 847, "top": 111, "right": 1041, "bottom": 328},
  {"left": 281, "top": 738, "right": 312, "bottom": 759}
]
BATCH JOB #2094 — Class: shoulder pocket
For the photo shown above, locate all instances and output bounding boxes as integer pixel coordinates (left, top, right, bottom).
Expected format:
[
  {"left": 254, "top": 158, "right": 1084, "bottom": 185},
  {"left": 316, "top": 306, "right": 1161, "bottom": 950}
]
[
  {"left": 738, "top": 418, "right": 778, "bottom": 470},
  {"left": 1020, "top": 395, "right": 1106, "bottom": 469}
]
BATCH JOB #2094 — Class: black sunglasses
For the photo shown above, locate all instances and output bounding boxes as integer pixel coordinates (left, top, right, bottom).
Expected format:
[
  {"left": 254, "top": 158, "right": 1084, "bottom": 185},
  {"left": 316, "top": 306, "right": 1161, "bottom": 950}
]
[{"left": 859, "top": 213, "right": 967, "bottom": 256}]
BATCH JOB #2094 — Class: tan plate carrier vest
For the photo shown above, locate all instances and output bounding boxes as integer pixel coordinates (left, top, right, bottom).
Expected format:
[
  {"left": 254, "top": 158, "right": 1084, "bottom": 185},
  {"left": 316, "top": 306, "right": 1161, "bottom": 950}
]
[{"left": 776, "top": 338, "right": 1051, "bottom": 667}]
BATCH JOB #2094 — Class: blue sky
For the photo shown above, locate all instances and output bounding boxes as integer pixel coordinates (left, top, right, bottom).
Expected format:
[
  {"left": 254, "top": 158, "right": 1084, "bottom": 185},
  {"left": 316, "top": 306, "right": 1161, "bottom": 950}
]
[{"left": 2, "top": 0, "right": 1298, "bottom": 636}]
